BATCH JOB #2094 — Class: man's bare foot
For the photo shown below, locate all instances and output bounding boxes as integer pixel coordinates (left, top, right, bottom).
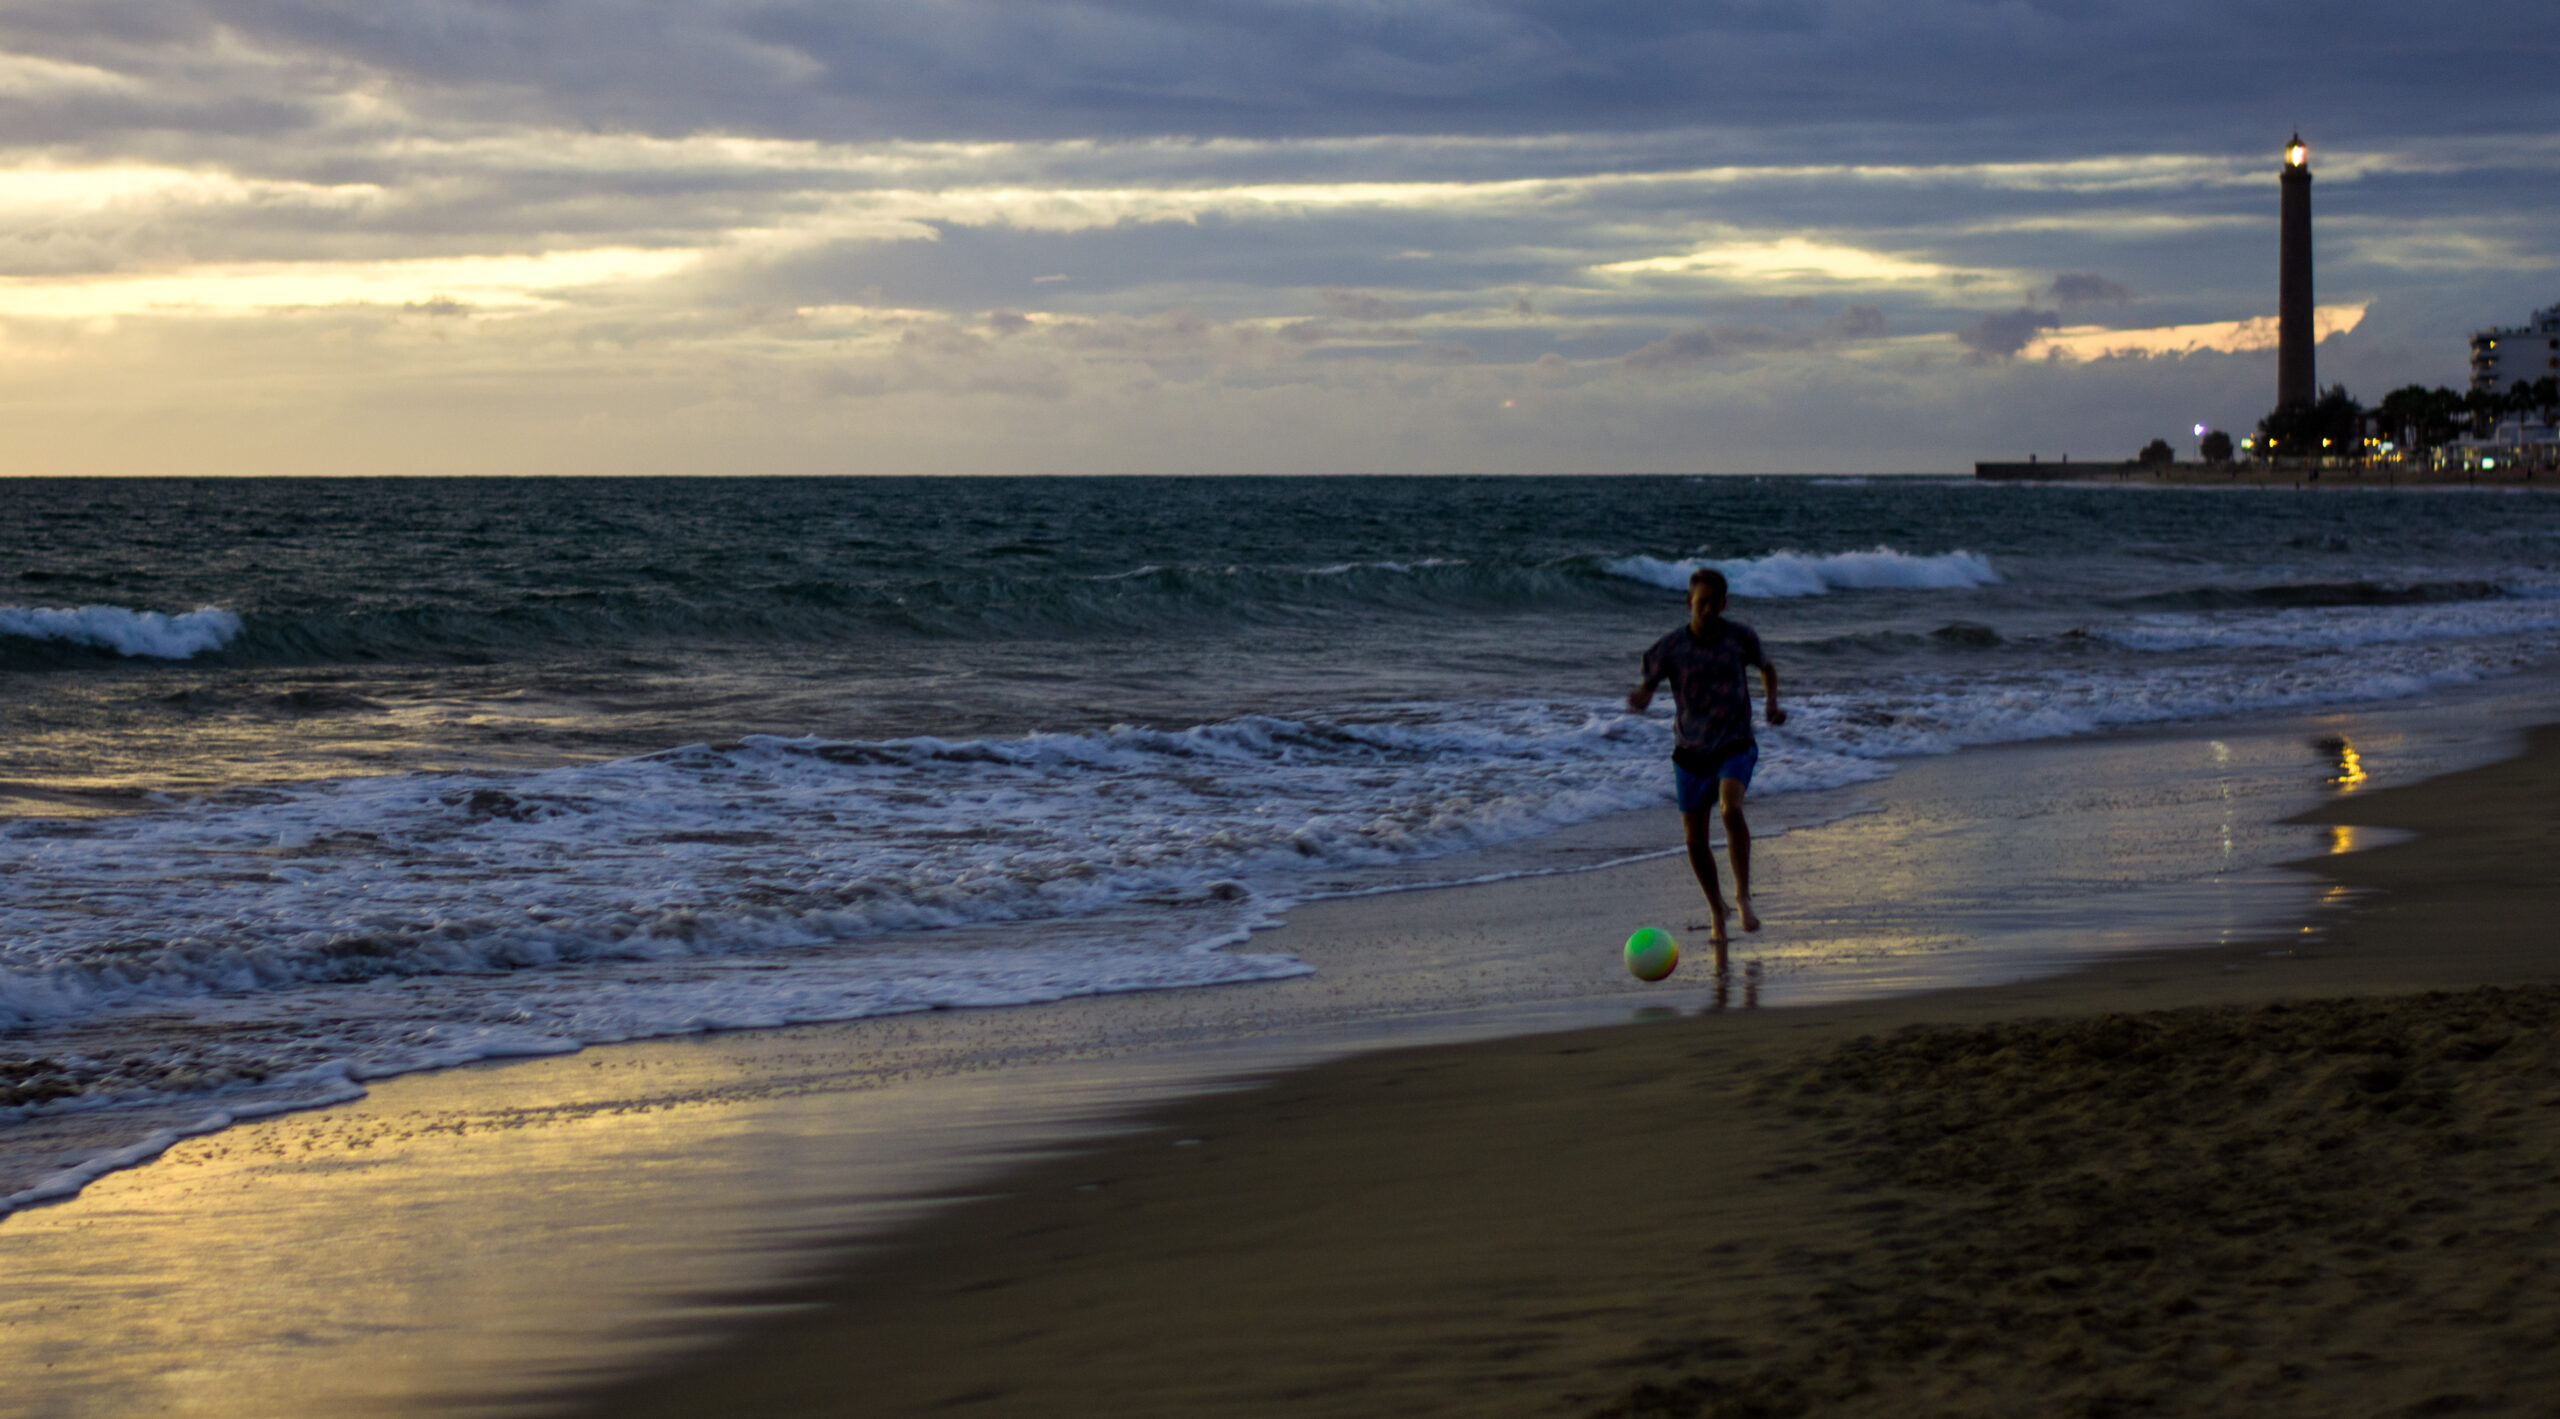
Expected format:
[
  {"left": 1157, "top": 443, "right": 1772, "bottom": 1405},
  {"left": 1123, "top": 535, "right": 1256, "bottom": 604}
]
[
  {"left": 1706, "top": 903, "right": 1730, "bottom": 949},
  {"left": 1737, "top": 896, "right": 1761, "bottom": 933}
]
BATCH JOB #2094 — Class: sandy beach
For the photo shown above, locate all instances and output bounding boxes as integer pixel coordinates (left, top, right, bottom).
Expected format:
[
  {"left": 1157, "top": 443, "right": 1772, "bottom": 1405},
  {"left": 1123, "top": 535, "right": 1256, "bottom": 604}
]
[
  {"left": 3, "top": 695, "right": 2550, "bottom": 1419},
  {"left": 568, "top": 726, "right": 2560, "bottom": 1419}
]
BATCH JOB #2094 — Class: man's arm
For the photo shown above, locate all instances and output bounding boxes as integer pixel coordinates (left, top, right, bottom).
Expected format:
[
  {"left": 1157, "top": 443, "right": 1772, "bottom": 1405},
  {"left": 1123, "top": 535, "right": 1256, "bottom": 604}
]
[
  {"left": 1626, "top": 669, "right": 1661, "bottom": 713},
  {"left": 1627, "top": 641, "right": 1666, "bottom": 712},
  {"left": 1757, "top": 660, "right": 1785, "bottom": 727}
]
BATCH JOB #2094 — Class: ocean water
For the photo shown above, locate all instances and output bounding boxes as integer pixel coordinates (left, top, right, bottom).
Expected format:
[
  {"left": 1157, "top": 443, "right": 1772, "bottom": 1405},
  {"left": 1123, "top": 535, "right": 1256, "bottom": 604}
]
[{"left": 6, "top": 474, "right": 2560, "bottom": 1212}]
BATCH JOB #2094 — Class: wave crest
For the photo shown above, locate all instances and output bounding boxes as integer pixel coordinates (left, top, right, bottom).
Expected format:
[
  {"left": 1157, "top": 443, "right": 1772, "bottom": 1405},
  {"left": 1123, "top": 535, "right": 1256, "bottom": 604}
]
[
  {"left": 1605, "top": 547, "right": 2001, "bottom": 598},
  {"left": 0, "top": 604, "right": 242, "bottom": 659}
]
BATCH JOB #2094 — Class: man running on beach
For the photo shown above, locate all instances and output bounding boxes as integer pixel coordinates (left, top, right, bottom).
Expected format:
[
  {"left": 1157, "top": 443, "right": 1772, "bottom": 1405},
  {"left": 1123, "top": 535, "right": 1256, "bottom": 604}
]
[{"left": 1626, "top": 567, "right": 1783, "bottom": 973}]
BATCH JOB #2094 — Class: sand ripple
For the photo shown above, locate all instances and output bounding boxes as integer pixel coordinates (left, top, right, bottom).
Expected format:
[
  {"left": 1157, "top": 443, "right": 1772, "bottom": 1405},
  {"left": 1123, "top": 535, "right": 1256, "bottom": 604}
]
[{"left": 1598, "top": 986, "right": 2560, "bottom": 1419}]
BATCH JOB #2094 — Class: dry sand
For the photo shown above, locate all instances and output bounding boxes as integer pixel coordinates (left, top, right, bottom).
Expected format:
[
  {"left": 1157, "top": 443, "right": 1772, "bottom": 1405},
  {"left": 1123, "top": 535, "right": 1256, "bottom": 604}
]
[{"left": 576, "top": 726, "right": 2560, "bottom": 1419}]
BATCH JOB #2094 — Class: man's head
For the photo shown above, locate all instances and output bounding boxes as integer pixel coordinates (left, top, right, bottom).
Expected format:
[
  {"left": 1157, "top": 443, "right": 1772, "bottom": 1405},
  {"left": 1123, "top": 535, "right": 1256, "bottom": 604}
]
[{"left": 1687, "top": 567, "right": 1729, "bottom": 621}]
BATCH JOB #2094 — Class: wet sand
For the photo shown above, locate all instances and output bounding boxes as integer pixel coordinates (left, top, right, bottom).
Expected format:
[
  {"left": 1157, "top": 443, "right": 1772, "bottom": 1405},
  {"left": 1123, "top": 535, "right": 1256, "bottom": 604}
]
[{"left": 578, "top": 725, "right": 2560, "bottom": 1418}]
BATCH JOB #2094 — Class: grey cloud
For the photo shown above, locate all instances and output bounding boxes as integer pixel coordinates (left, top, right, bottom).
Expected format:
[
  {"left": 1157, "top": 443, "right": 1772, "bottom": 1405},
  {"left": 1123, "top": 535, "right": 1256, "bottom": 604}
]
[
  {"left": 1317, "top": 289, "right": 1413, "bottom": 320},
  {"left": 971, "top": 300, "right": 1475, "bottom": 369},
  {"left": 2046, "top": 273, "right": 2131, "bottom": 305},
  {"left": 1622, "top": 325, "right": 1810, "bottom": 369},
  {"left": 0, "top": 89, "right": 315, "bottom": 149},
  {"left": 0, "top": 4, "right": 2552, "bottom": 331},
  {"left": 2, "top": 0, "right": 2554, "bottom": 155},
  {"left": 727, "top": 215, "right": 1527, "bottom": 319},
  {"left": 0, "top": 1, "right": 2547, "bottom": 474},
  {"left": 1046, "top": 308, "right": 1217, "bottom": 355},
  {"left": 1623, "top": 303, "right": 1890, "bottom": 370},
  {"left": 1958, "top": 307, "right": 2062, "bottom": 359},
  {"left": 728, "top": 182, "right": 1857, "bottom": 314},
  {"left": 1306, "top": 339, "right": 1480, "bottom": 363},
  {"left": 899, "top": 324, "right": 993, "bottom": 358},
  {"left": 801, "top": 363, "right": 889, "bottom": 400},
  {"left": 812, "top": 350, "right": 1073, "bottom": 401},
  {"left": 1624, "top": 329, "right": 1726, "bottom": 370},
  {"left": 944, "top": 368, "right": 1074, "bottom": 399},
  {"left": 4, "top": 298, "right": 2329, "bottom": 474}
]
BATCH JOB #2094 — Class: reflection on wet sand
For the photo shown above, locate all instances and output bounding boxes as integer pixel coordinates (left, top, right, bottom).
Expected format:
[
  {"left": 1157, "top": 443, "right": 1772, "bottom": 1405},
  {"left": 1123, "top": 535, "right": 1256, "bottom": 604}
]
[
  {"left": 1705, "top": 960, "right": 1764, "bottom": 1013},
  {"left": 0, "top": 1041, "right": 1192, "bottom": 1419}
]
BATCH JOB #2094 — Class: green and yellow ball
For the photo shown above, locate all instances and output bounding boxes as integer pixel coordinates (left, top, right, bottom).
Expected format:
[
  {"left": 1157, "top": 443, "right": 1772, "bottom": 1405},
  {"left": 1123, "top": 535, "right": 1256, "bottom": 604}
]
[{"left": 1624, "top": 926, "right": 1679, "bottom": 982}]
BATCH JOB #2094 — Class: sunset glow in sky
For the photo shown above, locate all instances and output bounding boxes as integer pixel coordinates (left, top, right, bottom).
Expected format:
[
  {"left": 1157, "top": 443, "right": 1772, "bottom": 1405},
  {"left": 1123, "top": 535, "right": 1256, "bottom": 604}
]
[{"left": 2, "top": 2, "right": 2554, "bottom": 474}]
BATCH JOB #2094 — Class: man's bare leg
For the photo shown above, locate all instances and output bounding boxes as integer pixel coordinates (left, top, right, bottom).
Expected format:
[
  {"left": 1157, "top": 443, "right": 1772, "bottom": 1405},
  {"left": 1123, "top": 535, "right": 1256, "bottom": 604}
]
[
  {"left": 1680, "top": 808, "right": 1732, "bottom": 973},
  {"left": 1720, "top": 777, "right": 1760, "bottom": 933}
]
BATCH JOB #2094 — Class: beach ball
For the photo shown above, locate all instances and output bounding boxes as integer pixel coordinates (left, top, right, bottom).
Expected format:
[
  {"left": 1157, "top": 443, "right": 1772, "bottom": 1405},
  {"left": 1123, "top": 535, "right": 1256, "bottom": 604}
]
[{"left": 1624, "top": 926, "right": 1679, "bottom": 982}]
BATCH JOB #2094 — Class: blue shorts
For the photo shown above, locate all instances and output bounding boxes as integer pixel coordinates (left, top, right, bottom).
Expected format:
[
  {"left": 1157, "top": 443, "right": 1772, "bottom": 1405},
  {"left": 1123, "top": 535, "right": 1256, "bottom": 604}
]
[{"left": 1673, "top": 743, "right": 1758, "bottom": 813}]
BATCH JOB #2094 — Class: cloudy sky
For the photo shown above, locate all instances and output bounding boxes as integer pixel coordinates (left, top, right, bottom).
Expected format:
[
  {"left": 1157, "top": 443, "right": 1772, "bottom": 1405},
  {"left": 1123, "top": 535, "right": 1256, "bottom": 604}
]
[{"left": 2, "top": 0, "right": 2555, "bottom": 475}]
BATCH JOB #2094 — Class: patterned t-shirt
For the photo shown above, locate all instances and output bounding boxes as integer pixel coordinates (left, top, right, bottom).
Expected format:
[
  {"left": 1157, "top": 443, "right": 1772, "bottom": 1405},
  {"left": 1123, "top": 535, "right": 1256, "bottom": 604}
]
[{"left": 1640, "top": 619, "right": 1768, "bottom": 755}]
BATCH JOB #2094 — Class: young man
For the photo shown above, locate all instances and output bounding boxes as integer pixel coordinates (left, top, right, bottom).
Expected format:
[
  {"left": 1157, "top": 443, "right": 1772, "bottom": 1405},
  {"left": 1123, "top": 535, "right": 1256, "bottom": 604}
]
[{"left": 1626, "top": 567, "right": 1783, "bottom": 972}]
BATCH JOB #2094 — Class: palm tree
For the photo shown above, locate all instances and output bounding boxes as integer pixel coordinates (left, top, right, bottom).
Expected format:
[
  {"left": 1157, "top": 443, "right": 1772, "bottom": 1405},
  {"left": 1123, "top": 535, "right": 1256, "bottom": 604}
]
[
  {"left": 2463, "top": 385, "right": 2503, "bottom": 436},
  {"left": 2258, "top": 385, "right": 2365, "bottom": 461}
]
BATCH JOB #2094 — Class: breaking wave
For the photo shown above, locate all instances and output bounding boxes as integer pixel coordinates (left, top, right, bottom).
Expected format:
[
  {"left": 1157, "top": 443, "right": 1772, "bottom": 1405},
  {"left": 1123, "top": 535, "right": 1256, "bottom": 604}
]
[
  {"left": 1605, "top": 547, "right": 2001, "bottom": 598},
  {"left": 0, "top": 605, "right": 242, "bottom": 659}
]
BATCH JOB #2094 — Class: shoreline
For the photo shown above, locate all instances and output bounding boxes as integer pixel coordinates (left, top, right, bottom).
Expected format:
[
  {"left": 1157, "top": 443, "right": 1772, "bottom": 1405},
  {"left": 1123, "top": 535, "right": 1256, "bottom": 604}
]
[
  {"left": 0, "top": 675, "right": 2376, "bottom": 1218},
  {"left": 567, "top": 722, "right": 2560, "bottom": 1418},
  {"left": 0, "top": 685, "right": 2548, "bottom": 1417}
]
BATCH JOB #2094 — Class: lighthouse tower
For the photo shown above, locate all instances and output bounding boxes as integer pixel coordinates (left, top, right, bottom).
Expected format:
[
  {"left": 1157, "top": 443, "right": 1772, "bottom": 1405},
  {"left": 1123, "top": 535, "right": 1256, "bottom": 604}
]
[{"left": 2277, "top": 134, "right": 2315, "bottom": 410}]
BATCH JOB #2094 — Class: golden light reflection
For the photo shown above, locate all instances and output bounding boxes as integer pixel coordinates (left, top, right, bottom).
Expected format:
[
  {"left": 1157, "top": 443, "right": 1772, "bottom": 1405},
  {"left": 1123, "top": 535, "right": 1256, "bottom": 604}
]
[
  {"left": 2323, "top": 736, "right": 2369, "bottom": 791},
  {"left": 2026, "top": 301, "right": 2368, "bottom": 361},
  {"left": 0, "top": 1054, "right": 760, "bottom": 1415},
  {"left": 1595, "top": 236, "right": 1961, "bottom": 284},
  {"left": 0, "top": 52, "right": 134, "bottom": 96},
  {"left": 0, "top": 247, "right": 699, "bottom": 319},
  {"left": 2330, "top": 824, "right": 2362, "bottom": 855},
  {"left": 0, "top": 1030, "right": 1134, "bottom": 1419},
  {"left": 2210, "top": 741, "right": 2233, "bottom": 856}
]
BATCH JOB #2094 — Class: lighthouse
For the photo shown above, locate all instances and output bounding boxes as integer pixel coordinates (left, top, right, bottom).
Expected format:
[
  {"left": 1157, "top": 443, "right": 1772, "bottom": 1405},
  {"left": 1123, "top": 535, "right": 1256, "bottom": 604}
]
[{"left": 2277, "top": 134, "right": 2314, "bottom": 410}]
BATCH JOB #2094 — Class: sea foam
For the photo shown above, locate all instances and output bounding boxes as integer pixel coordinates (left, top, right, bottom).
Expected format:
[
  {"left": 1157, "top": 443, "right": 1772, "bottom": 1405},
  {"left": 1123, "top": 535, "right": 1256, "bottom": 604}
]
[
  {"left": 1606, "top": 547, "right": 2001, "bottom": 598},
  {"left": 6, "top": 598, "right": 2559, "bottom": 1213},
  {"left": 1, "top": 591, "right": 2535, "bottom": 1069},
  {"left": 2095, "top": 596, "right": 2560, "bottom": 653},
  {"left": 0, "top": 604, "right": 242, "bottom": 659}
]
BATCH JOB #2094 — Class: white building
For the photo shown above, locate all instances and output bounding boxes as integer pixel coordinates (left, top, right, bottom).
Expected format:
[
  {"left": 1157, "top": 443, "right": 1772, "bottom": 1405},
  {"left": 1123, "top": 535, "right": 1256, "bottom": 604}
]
[
  {"left": 2439, "top": 417, "right": 2559, "bottom": 476},
  {"left": 2471, "top": 302, "right": 2560, "bottom": 395}
]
